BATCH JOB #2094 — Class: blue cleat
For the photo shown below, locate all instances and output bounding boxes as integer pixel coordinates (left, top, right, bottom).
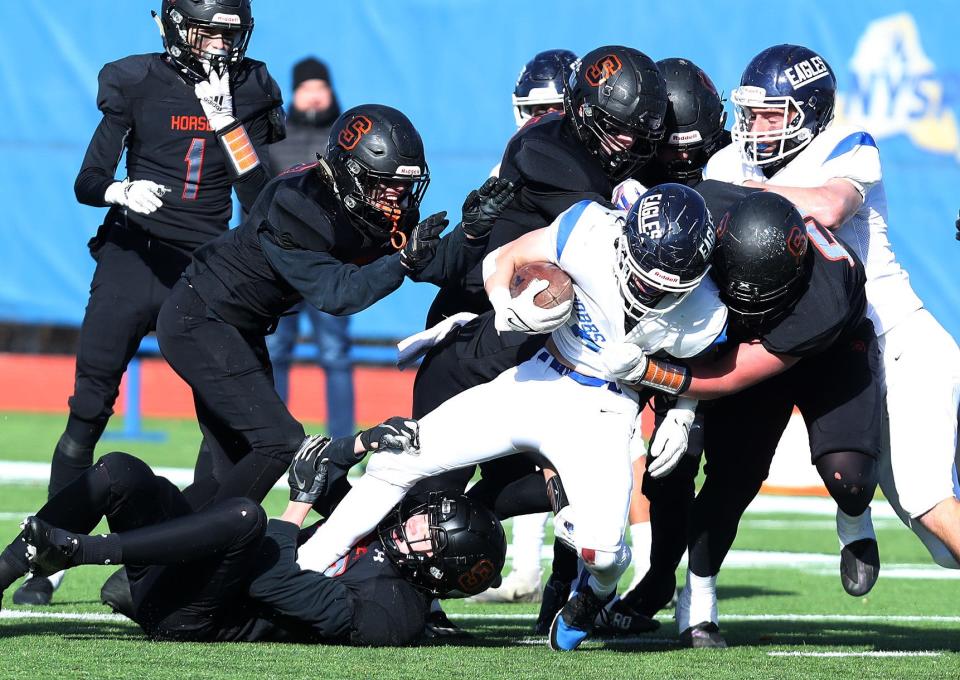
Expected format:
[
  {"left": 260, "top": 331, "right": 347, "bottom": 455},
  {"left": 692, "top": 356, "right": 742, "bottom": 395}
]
[{"left": 548, "top": 581, "right": 614, "bottom": 651}]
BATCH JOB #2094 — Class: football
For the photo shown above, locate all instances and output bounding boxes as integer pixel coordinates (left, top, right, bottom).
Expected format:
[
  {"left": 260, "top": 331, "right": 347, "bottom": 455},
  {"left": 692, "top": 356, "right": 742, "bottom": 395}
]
[{"left": 509, "top": 261, "right": 574, "bottom": 309}]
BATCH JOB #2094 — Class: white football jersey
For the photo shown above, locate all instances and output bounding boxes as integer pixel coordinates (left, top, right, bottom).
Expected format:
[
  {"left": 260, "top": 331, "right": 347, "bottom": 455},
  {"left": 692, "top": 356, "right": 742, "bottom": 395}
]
[
  {"left": 543, "top": 200, "right": 727, "bottom": 379},
  {"left": 704, "top": 123, "right": 923, "bottom": 335}
]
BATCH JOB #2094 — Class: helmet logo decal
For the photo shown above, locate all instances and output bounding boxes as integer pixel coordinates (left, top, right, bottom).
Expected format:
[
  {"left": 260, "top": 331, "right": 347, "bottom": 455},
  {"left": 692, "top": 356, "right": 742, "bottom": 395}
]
[
  {"left": 457, "top": 559, "right": 495, "bottom": 593},
  {"left": 784, "top": 56, "right": 831, "bottom": 88},
  {"left": 585, "top": 54, "right": 623, "bottom": 87},
  {"left": 786, "top": 225, "right": 807, "bottom": 257},
  {"left": 338, "top": 115, "right": 373, "bottom": 151},
  {"left": 211, "top": 12, "right": 241, "bottom": 25},
  {"left": 636, "top": 192, "right": 664, "bottom": 239}
]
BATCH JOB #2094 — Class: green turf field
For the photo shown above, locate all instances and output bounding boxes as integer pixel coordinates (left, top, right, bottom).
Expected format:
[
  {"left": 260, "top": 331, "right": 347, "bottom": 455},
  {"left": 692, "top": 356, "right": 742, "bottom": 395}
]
[{"left": 1, "top": 412, "right": 959, "bottom": 679}]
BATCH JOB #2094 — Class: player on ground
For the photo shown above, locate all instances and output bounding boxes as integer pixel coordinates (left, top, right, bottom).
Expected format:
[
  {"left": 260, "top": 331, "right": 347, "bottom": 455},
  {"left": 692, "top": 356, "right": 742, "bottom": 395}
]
[
  {"left": 154, "top": 104, "right": 515, "bottom": 508},
  {"left": 706, "top": 44, "right": 960, "bottom": 572},
  {"left": 296, "top": 183, "right": 725, "bottom": 652},
  {"left": 0, "top": 420, "right": 505, "bottom": 645},
  {"left": 18, "top": 0, "right": 285, "bottom": 606}
]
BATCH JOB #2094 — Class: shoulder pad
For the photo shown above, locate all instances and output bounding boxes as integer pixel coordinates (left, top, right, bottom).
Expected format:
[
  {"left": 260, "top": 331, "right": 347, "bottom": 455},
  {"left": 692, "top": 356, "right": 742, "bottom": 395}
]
[
  {"left": 97, "top": 54, "right": 154, "bottom": 118},
  {"left": 265, "top": 182, "right": 334, "bottom": 252},
  {"left": 514, "top": 137, "right": 596, "bottom": 192}
]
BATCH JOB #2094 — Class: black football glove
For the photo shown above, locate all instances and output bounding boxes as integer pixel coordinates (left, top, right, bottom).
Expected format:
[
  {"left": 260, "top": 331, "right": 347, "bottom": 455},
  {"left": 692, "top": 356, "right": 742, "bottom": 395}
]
[
  {"left": 400, "top": 212, "right": 448, "bottom": 272},
  {"left": 359, "top": 416, "right": 420, "bottom": 453},
  {"left": 955, "top": 210, "right": 959, "bottom": 241},
  {"left": 287, "top": 435, "right": 333, "bottom": 504},
  {"left": 460, "top": 176, "right": 519, "bottom": 239}
]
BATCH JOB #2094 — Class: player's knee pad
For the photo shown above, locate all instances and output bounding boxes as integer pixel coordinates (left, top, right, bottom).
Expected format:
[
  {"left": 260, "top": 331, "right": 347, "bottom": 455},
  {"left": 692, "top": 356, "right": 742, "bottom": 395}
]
[
  {"left": 817, "top": 451, "right": 877, "bottom": 517},
  {"left": 220, "top": 497, "right": 267, "bottom": 545},
  {"left": 67, "top": 390, "right": 113, "bottom": 424},
  {"left": 97, "top": 451, "right": 154, "bottom": 491},
  {"left": 580, "top": 542, "right": 631, "bottom": 578}
]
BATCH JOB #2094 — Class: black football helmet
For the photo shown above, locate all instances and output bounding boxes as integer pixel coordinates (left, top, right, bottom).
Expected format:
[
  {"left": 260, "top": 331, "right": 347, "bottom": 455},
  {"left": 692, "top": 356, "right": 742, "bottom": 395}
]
[
  {"left": 650, "top": 58, "right": 728, "bottom": 183},
  {"left": 378, "top": 493, "right": 507, "bottom": 598},
  {"left": 324, "top": 105, "right": 430, "bottom": 247},
  {"left": 712, "top": 192, "right": 811, "bottom": 328},
  {"left": 616, "top": 183, "right": 716, "bottom": 320},
  {"left": 564, "top": 46, "right": 668, "bottom": 180},
  {"left": 731, "top": 44, "right": 837, "bottom": 168},
  {"left": 153, "top": 0, "right": 253, "bottom": 81},
  {"left": 512, "top": 49, "right": 578, "bottom": 127}
]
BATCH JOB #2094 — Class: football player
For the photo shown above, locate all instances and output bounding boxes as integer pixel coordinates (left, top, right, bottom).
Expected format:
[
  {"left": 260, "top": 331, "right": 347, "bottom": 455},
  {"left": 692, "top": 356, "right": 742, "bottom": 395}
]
[
  {"left": 153, "top": 104, "right": 516, "bottom": 509},
  {"left": 296, "top": 183, "right": 726, "bottom": 652},
  {"left": 706, "top": 45, "right": 960, "bottom": 573},
  {"left": 17, "top": 0, "right": 285, "bottom": 606},
  {"left": 0, "top": 420, "right": 505, "bottom": 645},
  {"left": 607, "top": 191, "right": 882, "bottom": 647},
  {"left": 405, "top": 46, "right": 668, "bottom": 631}
]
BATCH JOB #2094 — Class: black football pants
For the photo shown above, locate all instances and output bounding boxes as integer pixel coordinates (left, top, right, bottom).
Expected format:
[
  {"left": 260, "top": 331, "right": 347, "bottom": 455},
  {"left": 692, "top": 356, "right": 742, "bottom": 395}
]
[
  {"left": 156, "top": 281, "right": 303, "bottom": 506},
  {"left": 49, "top": 225, "right": 192, "bottom": 497}
]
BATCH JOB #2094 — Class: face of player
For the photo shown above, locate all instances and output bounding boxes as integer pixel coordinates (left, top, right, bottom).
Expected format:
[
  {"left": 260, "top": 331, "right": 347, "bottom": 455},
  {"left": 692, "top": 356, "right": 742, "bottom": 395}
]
[
  {"left": 393, "top": 513, "right": 435, "bottom": 556},
  {"left": 526, "top": 102, "right": 564, "bottom": 118},
  {"left": 744, "top": 104, "right": 798, "bottom": 155},
  {"left": 294, "top": 79, "right": 334, "bottom": 115},
  {"left": 187, "top": 26, "right": 237, "bottom": 61}
]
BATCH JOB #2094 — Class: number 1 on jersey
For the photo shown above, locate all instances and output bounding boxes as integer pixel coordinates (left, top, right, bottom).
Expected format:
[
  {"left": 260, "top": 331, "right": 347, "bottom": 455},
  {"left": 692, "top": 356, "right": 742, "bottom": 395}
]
[{"left": 182, "top": 138, "right": 206, "bottom": 200}]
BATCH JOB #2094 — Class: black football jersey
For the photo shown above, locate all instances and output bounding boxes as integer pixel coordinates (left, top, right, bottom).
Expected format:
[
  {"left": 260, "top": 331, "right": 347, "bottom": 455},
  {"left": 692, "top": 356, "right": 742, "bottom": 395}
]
[
  {"left": 325, "top": 535, "right": 431, "bottom": 646},
  {"left": 75, "top": 53, "right": 283, "bottom": 250},
  {"left": 739, "top": 222, "right": 868, "bottom": 357},
  {"left": 426, "top": 112, "right": 614, "bottom": 326}
]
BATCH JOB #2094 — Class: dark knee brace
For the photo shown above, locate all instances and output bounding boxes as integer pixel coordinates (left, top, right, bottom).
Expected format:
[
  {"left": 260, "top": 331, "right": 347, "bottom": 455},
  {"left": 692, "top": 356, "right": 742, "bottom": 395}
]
[{"left": 816, "top": 451, "right": 877, "bottom": 517}]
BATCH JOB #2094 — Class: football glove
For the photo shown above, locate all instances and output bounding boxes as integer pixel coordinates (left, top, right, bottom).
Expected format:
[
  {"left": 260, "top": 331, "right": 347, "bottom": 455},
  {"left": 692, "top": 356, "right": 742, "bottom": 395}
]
[
  {"left": 460, "top": 177, "right": 518, "bottom": 239},
  {"left": 287, "top": 435, "right": 335, "bottom": 504},
  {"left": 400, "top": 212, "right": 449, "bottom": 273},
  {"left": 955, "top": 210, "right": 959, "bottom": 241},
  {"left": 104, "top": 179, "right": 169, "bottom": 216},
  {"left": 489, "top": 284, "right": 572, "bottom": 334},
  {"left": 195, "top": 68, "right": 235, "bottom": 131},
  {"left": 602, "top": 342, "right": 649, "bottom": 383},
  {"left": 359, "top": 416, "right": 420, "bottom": 453},
  {"left": 647, "top": 398, "right": 698, "bottom": 479}
]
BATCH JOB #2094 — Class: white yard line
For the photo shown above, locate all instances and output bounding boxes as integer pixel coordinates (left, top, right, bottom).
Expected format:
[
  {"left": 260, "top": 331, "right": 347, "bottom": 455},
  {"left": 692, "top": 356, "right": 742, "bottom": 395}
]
[{"left": 768, "top": 651, "right": 942, "bottom": 657}]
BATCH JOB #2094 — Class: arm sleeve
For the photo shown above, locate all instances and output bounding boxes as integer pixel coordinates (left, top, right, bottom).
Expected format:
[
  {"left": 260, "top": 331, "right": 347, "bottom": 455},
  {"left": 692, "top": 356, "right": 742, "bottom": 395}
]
[
  {"left": 260, "top": 231, "right": 406, "bottom": 315},
  {"left": 230, "top": 106, "right": 285, "bottom": 212},
  {"left": 406, "top": 224, "right": 489, "bottom": 285},
  {"left": 74, "top": 63, "right": 132, "bottom": 206},
  {"left": 246, "top": 519, "right": 354, "bottom": 640}
]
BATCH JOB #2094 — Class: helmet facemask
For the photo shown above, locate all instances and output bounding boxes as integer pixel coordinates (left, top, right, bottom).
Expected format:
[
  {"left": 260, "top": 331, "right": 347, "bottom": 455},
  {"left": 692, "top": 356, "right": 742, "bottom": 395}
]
[
  {"left": 731, "top": 86, "right": 814, "bottom": 167},
  {"left": 615, "top": 232, "right": 708, "bottom": 321},
  {"left": 336, "top": 157, "right": 430, "bottom": 249},
  {"left": 154, "top": 4, "right": 253, "bottom": 81},
  {"left": 569, "top": 99, "right": 662, "bottom": 181}
]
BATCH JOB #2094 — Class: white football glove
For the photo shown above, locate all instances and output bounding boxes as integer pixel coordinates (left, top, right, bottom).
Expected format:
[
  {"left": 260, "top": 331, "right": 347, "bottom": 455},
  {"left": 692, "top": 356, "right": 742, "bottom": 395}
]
[
  {"left": 647, "top": 397, "right": 698, "bottom": 478},
  {"left": 602, "top": 342, "right": 649, "bottom": 383},
  {"left": 103, "top": 179, "right": 169, "bottom": 215},
  {"left": 490, "top": 283, "right": 573, "bottom": 335},
  {"left": 611, "top": 178, "right": 647, "bottom": 211},
  {"left": 194, "top": 68, "right": 235, "bottom": 131}
]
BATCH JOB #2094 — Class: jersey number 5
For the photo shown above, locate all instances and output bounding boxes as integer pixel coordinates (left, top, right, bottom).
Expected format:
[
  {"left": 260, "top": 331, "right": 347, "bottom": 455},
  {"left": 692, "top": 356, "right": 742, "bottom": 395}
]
[
  {"left": 182, "top": 138, "right": 206, "bottom": 200},
  {"left": 805, "top": 217, "right": 855, "bottom": 267}
]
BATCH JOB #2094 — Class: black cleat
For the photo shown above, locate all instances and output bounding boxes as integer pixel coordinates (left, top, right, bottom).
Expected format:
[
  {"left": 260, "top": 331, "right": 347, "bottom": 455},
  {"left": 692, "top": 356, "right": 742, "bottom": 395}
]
[
  {"left": 11, "top": 576, "right": 54, "bottom": 606},
  {"left": 841, "top": 537, "right": 880, "bottom": 596},
  {"left": 100, "top": 567, "right": 135, "bottom": 619},
  {"left": 680, "top": 621, "right": 728, "bottom": 648},
  {"left": 534, "top": 575, "right": 571, "bottom": 635},
  {"left": 594, "top": 598, "right": 661, "bottom": 636},
  {"left": 422, "top": 609, "right": 471, "bottom": 639},
  {"left": 22, "top": 517, "right": 79, "bottom": 577}
]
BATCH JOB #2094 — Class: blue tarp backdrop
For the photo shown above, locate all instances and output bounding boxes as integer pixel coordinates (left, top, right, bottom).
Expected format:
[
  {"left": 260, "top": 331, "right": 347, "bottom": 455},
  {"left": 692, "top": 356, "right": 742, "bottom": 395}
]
[{"left": 0, "top": 1, "right": 957, "bottom": 342}]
